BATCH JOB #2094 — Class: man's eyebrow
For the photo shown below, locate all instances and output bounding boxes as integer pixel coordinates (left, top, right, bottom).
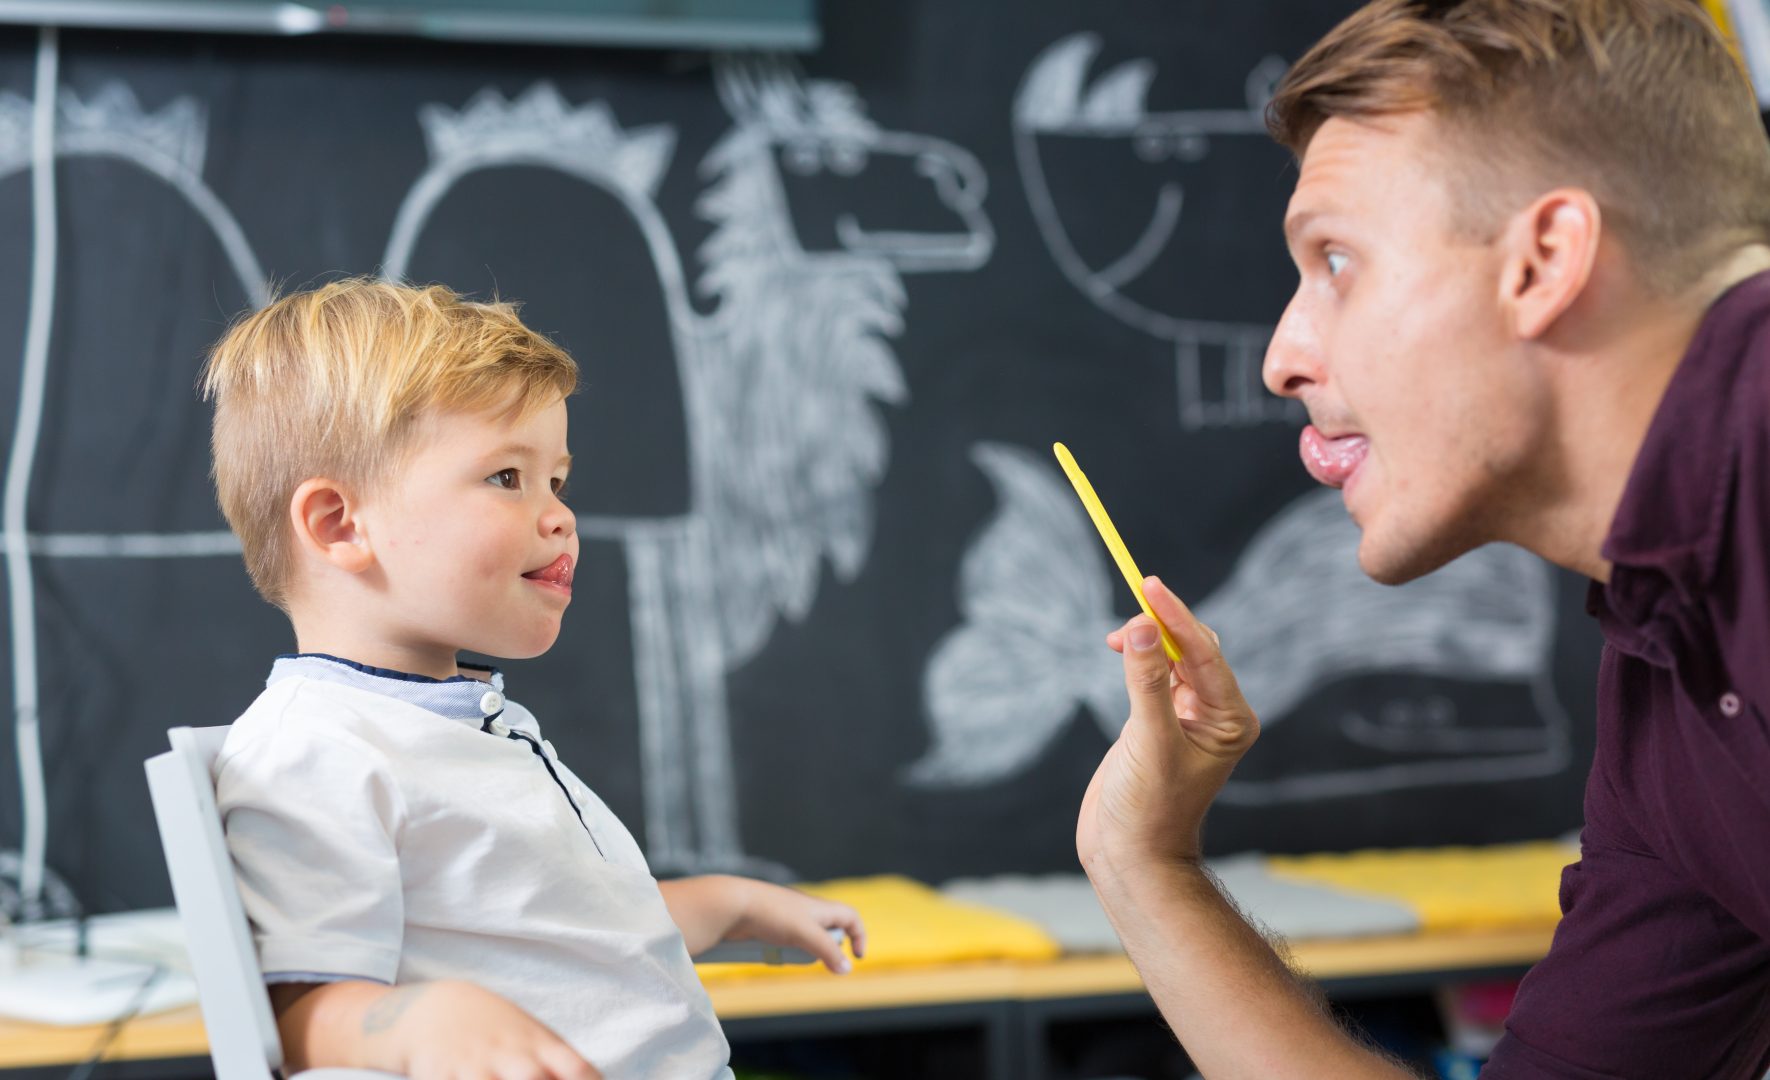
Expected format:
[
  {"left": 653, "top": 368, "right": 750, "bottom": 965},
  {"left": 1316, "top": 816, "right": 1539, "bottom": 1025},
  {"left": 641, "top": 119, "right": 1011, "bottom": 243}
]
[{"left": 1283, "top": 209, "right": 1322, "bottom": 249}]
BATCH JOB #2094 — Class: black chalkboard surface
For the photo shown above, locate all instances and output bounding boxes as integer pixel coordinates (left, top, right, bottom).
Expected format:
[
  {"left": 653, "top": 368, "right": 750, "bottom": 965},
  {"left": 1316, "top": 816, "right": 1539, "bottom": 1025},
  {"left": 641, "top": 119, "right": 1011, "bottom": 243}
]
[{"left": 0, "top": 0, "right": 1601, "bottom": 912}]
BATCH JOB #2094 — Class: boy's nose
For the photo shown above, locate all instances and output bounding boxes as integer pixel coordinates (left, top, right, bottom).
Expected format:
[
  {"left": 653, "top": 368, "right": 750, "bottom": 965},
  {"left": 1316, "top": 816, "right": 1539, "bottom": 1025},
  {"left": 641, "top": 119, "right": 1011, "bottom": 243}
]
[{"left": 541, "top": 499, "right": 576, "bottom": 538}]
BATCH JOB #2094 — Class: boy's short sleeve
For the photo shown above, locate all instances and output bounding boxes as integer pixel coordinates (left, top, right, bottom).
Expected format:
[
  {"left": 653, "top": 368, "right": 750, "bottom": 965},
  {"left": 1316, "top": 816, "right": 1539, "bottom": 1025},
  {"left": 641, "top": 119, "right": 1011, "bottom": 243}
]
[{"left": 215, "top": 721, "right": 407, "bottom": 984}]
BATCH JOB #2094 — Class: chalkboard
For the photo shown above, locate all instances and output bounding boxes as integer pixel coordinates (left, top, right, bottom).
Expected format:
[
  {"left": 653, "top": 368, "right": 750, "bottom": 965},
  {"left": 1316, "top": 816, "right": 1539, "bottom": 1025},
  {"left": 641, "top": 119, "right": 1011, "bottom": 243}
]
[{"left": 0, "top": 0, "right": 1602, "bottom": 913}]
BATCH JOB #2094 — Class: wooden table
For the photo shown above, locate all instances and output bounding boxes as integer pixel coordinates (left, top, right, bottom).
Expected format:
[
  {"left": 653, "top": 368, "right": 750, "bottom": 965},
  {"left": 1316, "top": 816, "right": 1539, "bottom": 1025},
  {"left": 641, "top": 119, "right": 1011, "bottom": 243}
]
[{"left": 0, "top": 925, "right": 1555, "bottom": 1077}]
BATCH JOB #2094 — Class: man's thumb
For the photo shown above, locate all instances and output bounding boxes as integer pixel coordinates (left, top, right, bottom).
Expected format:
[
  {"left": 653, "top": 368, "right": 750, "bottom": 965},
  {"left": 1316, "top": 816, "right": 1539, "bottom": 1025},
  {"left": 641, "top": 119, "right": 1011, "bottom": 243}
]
[{"left": 1122, "top": 617, "right": 1173, "bottom": 702}]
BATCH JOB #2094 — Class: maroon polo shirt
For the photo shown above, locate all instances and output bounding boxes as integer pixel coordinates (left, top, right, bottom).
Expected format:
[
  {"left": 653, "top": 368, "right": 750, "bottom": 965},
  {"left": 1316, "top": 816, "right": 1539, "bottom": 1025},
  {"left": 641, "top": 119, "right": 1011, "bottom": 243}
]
[{"left": 1483, "top": 272, "right": 1770, "bottom": 1077}]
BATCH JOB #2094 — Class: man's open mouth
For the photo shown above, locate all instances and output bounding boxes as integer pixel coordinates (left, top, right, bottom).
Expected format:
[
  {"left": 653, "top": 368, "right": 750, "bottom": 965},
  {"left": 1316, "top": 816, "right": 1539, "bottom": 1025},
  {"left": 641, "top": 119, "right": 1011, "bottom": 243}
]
[{"left": 1299, "top": 426, "right": 1370, "bottom": 490}]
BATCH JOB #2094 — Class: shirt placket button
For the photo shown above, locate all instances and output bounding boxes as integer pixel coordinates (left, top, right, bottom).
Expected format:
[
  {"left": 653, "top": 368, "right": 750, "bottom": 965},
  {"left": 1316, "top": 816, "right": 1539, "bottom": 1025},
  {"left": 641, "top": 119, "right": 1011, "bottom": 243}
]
[{"left": 1720, "top": 691, "right": 1743, "bottom": 717}]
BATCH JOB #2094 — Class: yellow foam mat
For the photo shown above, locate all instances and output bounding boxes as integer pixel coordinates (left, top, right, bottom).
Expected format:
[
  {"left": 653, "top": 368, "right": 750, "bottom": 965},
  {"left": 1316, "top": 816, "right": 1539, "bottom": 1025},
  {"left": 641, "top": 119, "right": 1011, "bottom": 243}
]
[
  {"left": 696, "top": 875, "right": 1061, "bottom": 982},
  {"left": 1266, "top": 841, "right": 1577, "bottom": 933}
]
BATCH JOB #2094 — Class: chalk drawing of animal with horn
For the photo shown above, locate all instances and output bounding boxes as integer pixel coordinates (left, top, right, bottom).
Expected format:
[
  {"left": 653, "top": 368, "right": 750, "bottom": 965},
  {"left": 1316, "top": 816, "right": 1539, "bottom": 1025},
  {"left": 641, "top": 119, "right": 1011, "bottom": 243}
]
[{"left": 1014, "top": 32, "right": 1302, "bottom": 431}]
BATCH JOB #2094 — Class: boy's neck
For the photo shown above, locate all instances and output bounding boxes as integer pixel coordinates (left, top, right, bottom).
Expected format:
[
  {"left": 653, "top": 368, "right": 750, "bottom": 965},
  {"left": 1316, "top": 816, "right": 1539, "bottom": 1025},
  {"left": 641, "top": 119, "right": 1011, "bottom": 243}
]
[{"left": 291, "top": 624, "right": 468, "bottom": 682}]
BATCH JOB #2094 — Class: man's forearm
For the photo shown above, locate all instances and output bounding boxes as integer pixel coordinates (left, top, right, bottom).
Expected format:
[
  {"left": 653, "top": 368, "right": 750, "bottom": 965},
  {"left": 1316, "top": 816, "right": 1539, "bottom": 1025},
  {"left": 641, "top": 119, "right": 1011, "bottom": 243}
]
[{"left": 1087, "top": 853, "right": 1418, "bottom": 1080}]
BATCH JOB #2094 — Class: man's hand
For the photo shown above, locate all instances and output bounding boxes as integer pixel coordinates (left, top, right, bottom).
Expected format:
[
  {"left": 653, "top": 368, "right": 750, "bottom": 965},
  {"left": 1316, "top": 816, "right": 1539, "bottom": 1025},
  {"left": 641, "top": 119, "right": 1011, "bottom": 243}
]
[
  {"left": 1078, "top": 575, "right": 1259, "bottom": 875},
  {"left": 273, "top": 979, "right": 601, "bottom": 1080},
  {"left": 722, "top": 880, "right": 868, "bottom": 974}
]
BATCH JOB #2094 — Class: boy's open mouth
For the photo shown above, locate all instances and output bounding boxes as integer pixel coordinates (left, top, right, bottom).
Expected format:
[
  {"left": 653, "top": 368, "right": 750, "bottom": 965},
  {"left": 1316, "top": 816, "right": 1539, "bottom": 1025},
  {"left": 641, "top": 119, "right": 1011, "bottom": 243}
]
[{"left": 523, "top": 554, "right": 574, "bottom": 590}]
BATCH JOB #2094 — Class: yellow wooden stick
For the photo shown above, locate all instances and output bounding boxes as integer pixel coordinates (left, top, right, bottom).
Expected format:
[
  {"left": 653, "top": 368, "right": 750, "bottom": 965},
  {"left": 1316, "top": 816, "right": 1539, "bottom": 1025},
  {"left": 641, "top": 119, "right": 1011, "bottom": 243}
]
[{"left": 1052, "top": 442, "right": 1183, "bottom": 663}]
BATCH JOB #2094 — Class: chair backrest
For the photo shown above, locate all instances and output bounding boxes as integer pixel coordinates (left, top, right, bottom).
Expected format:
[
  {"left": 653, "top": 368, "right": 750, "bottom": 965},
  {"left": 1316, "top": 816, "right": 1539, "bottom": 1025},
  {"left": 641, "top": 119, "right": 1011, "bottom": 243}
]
[{"left": 145, "top": 725, "right": 280, "bottom": 1080}]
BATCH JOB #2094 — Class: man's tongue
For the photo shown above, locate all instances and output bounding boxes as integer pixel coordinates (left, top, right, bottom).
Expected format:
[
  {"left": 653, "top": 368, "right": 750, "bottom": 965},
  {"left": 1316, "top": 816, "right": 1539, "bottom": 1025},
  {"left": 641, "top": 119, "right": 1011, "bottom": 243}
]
[{"left": 1299, "top": 425, "right": 1370, "bottom": 489}]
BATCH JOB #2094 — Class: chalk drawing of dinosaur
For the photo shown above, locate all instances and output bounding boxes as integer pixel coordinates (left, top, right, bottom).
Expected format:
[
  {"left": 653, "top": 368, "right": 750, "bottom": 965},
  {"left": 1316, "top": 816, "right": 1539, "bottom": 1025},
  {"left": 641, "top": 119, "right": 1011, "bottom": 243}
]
[
  {"left": 909, "top": 444, "right": 1570, "bottom": 804},
  {"left": 384, "top": 58, "right": 992, "bottom": 875},
  {"left": 1014, "top": 32, "right": 1302, "bottom": 430}
]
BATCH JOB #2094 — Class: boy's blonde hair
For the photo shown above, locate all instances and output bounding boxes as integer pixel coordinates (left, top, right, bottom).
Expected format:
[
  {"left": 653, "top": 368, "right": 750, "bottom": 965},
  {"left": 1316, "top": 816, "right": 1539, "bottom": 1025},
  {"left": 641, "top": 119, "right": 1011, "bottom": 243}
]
[
  {"left": 201, "top": 277, "right": 578, "bottom": 610},
  {"left": 1266, "top": 0, "right": 1770, "bottom": 294}
]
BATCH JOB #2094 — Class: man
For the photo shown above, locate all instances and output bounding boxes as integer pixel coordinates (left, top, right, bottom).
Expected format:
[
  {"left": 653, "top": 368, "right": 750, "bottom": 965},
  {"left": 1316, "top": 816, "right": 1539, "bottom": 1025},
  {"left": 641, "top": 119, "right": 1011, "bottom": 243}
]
[{"left": 1077, "top": 1, "right": 1770, "bottom": 1076}]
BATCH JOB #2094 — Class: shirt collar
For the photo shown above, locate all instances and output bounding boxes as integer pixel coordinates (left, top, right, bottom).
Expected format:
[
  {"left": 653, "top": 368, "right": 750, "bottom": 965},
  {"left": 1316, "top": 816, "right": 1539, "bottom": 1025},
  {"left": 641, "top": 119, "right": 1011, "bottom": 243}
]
[
  {"left": 268, "top": 652, "right": 506, "bottom": 727},
  {"left": 1591, "top": 270, "right": 1770, "bottom": 650}
]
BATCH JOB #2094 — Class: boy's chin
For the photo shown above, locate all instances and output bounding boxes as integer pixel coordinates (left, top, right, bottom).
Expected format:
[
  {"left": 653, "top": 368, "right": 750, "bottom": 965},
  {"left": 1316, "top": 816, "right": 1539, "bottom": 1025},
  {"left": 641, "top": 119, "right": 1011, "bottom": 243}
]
[{"left": 473, "top": 626, "right": 564, "bottom": 661}]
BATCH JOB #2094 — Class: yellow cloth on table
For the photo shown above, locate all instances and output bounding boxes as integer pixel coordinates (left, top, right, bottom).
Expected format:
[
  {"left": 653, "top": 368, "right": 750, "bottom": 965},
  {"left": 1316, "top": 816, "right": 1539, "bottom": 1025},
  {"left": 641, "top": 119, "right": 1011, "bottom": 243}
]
[
  {"left": 695, "top": 875, "right": 1061, "bottom": 982},
  {"left": 1266, "top": 841, "right": 1577, "bottom": 933}
]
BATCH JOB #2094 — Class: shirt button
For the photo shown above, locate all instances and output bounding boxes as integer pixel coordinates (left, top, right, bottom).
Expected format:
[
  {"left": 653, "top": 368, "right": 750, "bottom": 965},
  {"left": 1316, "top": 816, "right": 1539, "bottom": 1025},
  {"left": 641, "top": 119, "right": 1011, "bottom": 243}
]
[
  {"left": 541, "top": 739, "right": 558, "bottom": 761},
  {"left": 1720, "top": 691, "right": 1743, "bottom": 718},
  {"left": 479, "top": 690, "right": 504, "bottom": 716},
  {"left": 488, "top": 719, "right": 511, "bottom": 737}
]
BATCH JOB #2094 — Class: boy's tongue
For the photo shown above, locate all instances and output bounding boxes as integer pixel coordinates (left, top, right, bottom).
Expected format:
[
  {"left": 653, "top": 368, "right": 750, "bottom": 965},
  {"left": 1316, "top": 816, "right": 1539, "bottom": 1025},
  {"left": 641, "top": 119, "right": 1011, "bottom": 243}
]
[
  {"left": 523, "top": 555, "right": 573, "bottom": 585},
  {"left": 1299, "top": 425, "right": 1370, "bottom": 489}
]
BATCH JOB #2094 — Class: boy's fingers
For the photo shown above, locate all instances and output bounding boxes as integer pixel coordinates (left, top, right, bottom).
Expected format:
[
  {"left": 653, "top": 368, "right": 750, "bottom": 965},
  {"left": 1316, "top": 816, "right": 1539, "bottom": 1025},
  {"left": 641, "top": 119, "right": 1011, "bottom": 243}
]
[
  {"left": 1105, "top": 629, "right": 1125, "bottom": 653},
  {"left": 804, "top": 924, "right": 853, "bottom": 973},
  {"left": 491, "top": 1054, "right": 548, "bottom": 1080},
  {"left": 537, "top": 1040, "right": 601, "bottom": 1080},
  {"left": 827, "top": 908, "right": 867, "bottom": 960}
]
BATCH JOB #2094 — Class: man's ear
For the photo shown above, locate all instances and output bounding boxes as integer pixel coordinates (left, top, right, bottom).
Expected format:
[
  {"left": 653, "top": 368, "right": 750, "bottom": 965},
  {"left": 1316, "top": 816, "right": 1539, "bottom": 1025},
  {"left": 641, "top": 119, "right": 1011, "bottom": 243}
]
[
  {"left": 1499, "top": 187, "right": 1601, "bottom": 341},
  {"left": 289, "top": 478, "right": 373, "bottom": 575}
]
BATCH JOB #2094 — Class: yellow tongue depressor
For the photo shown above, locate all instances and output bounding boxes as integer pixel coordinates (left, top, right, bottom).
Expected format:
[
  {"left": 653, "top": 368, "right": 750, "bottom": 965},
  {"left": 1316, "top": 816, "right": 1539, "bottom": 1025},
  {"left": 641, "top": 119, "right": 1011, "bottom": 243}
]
[{"left": 1052, "top": 442, "right": 1183, "bottom": 663}]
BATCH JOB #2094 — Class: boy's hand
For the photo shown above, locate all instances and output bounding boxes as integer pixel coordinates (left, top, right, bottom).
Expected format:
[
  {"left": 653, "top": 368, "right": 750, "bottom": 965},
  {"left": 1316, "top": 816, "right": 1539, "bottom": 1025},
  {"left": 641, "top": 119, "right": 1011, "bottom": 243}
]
[
  {"left": 725, "top": 880, "right": 867, "bottom": 974},
  {"left": 384, "top": 981, "right": 601, "bottom": 1080},
  {"left": 276, "top": 979, "right": 601, "bottom": 1080}
]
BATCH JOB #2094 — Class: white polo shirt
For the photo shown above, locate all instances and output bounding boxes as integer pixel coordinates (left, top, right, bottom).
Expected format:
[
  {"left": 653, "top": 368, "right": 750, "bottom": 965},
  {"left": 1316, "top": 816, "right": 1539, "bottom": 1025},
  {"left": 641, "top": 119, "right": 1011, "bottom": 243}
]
[{"left": 215, "top": 654, "right": 732, "bottom": 1080}]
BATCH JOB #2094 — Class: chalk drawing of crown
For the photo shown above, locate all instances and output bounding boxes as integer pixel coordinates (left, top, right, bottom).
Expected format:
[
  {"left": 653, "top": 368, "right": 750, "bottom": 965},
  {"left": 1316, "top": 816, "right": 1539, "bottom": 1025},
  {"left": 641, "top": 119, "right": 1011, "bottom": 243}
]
[
  {"left": 0, "top": 83, "right": 207, "bottom": 179},
  {"left": 418, "top": 82, "right": 675, "bottom": 201}
]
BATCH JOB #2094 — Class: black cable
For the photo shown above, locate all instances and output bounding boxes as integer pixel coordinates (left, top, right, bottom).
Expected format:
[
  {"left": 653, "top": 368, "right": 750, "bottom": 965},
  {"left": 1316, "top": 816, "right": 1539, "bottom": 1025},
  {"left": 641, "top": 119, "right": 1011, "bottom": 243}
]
[{"left": 65, "top": 964, "right": 165, "bottom": 1080}]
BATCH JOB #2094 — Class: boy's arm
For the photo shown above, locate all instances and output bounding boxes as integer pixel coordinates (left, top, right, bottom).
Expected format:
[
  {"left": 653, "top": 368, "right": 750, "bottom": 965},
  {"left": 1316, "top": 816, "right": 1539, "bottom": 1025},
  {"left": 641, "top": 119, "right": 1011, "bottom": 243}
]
[
  {"left": 659, "top": 875, "right": 866, "bottom": 973},
  {"left": 655, "top": 875, "right": 744, "bottom": 956},
  {"left": 272, "top": 979, "right": 602, "bottom": 1080}
]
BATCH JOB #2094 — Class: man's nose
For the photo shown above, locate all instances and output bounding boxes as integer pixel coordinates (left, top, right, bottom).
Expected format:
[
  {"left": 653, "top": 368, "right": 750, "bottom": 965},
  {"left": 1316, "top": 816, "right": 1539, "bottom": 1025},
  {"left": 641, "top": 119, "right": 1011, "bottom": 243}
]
[{"left": 1263, "top": 295, "right": 1324, "bottom": 401}]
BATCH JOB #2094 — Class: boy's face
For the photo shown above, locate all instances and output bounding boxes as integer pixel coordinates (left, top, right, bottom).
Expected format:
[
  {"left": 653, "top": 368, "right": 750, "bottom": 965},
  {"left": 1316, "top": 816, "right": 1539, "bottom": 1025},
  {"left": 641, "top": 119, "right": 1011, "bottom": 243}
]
[
  {"left": 360, "top": 394, "right": 578, "bottom": 665},
  {"left": 1264, "top": 112, "right": 1550, "bottom": 585}
]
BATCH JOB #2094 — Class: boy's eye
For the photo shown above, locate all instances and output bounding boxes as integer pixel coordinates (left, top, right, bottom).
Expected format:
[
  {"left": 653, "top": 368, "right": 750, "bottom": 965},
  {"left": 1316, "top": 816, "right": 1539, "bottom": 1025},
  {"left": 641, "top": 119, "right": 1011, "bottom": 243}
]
[
  {"left": 551, "top": 476, "right": 570, "bottom": 499},
  {"left": 1325, "top": 251, "right": 1349, "bottom": 277},
  {"left": 488, "top": 468, "right": 520, "bottom": 490}
]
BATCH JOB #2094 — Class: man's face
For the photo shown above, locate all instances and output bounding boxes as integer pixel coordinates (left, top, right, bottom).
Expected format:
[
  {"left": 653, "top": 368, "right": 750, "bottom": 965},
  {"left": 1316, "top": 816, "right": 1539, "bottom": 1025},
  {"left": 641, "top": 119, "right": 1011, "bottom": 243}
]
[
  {"left": 360, "top": 395, "right": 579, "bottom": 665},
  {"left": 1264, "top": 113, "right": 1552, "bottom": 584}
]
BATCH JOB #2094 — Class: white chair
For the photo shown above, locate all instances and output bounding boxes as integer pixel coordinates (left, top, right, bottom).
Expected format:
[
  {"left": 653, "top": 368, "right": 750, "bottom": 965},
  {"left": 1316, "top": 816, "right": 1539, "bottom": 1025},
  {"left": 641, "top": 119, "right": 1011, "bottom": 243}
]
[
  {"left": 145, "top": 726, "right": 399, "bottom": 1080},
  {"left": 145, "top": 724, "right": 824, "bottom": 1080}
]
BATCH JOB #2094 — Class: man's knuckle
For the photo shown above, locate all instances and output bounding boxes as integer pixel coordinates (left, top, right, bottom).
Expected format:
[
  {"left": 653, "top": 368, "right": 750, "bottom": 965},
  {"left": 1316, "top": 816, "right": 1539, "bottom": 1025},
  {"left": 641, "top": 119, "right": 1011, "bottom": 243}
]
[{"left": 1131, "top": 667, "right": 1169, "bottom": 693}]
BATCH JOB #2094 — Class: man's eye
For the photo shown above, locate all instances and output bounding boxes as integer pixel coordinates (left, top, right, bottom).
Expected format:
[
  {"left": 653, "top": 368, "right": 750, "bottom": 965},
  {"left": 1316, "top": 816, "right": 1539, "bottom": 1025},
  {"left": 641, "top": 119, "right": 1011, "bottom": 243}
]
[
  {"left": 488, "top": 468, "right": 520, "bottom": 490},
  {"left": 551, "top": 476, "right": 570, "bottom": 499},
  {"left": 1326, "top": 251, "right": 1349, "bottom": 277}
]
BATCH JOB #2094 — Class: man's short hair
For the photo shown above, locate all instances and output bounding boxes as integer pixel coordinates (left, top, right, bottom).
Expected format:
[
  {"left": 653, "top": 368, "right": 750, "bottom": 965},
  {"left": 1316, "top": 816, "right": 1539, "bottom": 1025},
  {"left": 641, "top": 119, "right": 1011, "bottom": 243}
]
[
  {"left": 1267, "top": 0, "right": 1770, "bottom": 293},
  {"left": 200, "top": 277, "right": 578, "bottom": 610}
]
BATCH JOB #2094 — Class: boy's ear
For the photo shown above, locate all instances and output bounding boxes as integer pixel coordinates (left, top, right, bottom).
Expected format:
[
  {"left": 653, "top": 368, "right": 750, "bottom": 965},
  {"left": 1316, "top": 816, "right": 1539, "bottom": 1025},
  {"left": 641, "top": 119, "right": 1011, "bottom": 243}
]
[
  {"left": 1498, "top": 187, "right": 1601, "bottom": 342},
  {"left": 289, "top": 478, "right": 373, "bottom": 575}
]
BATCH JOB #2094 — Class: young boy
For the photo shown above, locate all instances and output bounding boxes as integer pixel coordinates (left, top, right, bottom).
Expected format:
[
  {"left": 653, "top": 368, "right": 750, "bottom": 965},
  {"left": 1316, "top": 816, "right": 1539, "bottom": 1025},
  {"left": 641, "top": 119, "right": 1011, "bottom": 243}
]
[{"left": 200, "top": 278, "right": 865, "bottom": 1080}]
